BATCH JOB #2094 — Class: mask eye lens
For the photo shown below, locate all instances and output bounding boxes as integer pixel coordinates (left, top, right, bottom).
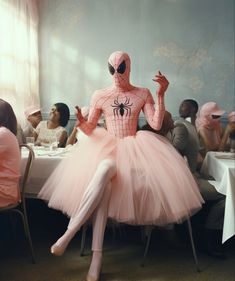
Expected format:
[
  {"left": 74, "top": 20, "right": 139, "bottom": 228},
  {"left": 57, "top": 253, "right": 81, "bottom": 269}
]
[
  {"left": 117, "top": 60, "right": 126, "bottom": 74},
  {"left": 108, "top": 63, "right": 115, "bottom": 75},
  {"left": 212, "top": 115, "right": 220, "bottom": 119}
]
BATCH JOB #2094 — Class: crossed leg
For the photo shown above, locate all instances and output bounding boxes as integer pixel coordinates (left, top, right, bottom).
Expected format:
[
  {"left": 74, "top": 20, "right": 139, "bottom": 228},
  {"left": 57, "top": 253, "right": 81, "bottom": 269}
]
[
  {"left": 86, "top": 182, "right": 111, "bottom": 281},
  {"left": 50, "top": 159, "right": 116, "bottom": 257}
]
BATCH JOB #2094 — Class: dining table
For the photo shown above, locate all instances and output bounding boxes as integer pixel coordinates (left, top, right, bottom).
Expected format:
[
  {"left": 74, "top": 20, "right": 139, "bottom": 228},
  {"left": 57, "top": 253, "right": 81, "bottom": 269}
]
[
  {"left": 200, "top": 151, "right": 235, "bottom": 243},
  {"left": 20, "top": 146, "right": 72, "bottom": 198}
]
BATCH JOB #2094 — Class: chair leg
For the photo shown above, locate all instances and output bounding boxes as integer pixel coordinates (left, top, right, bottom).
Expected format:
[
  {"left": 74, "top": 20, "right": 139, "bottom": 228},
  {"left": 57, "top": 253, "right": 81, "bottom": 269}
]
[
  {"left": 80, "top": 223, "right": 88, "bottom": 256},
  {"left": 16, "top": 209, "right": 36, "bottom": 263},
  {"left": 111, "top": 221, "right": 116, "bottom": 241},
  {"left": 141, "top": 225, "right": 153, "bottom": 267},
  {"left": 187, "top": 218, "right": 200, "bottom": 272},
  {"left": 8, "top": 213, "right": 18, "bottom": 241},
  {"left": 117, "top": 223, "right": 127, "bottom": 240}
]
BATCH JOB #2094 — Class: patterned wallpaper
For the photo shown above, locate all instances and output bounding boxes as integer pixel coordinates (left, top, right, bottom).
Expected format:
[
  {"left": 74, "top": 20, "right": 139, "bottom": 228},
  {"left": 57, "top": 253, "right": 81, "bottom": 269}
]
[{"left": 39, "top": 0, "right": 234, "bottom": 118}]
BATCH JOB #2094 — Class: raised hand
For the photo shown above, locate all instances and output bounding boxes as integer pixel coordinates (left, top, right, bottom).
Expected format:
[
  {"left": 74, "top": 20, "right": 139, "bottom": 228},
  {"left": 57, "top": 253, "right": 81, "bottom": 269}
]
[
  {"left": 153, "top": 71, "right": 169, "bottom": 96},
  {"left": 75, "top": 106, "right": 83, "bottom": 125},
  {"left": 226, "top": 123, "right": 235, "bottom": 134}
]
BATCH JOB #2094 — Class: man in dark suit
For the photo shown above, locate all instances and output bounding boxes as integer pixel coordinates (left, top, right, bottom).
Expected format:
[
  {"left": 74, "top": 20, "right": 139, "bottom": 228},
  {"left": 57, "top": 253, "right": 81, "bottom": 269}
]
[{"left": 141, "top": 102, "right": 226, "bottom": 259}]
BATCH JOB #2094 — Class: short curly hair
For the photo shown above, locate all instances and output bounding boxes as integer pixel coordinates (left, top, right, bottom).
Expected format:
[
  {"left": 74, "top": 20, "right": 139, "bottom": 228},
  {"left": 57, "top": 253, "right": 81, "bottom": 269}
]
[{"left": 184, "top": 99, "right": 199, "bottom": 114}]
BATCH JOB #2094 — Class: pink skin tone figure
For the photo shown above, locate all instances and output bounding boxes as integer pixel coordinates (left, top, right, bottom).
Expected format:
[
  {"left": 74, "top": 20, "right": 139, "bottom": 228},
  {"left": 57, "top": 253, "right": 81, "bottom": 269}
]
[
  {"left": 42, "top": 51, "right": 203, "bottom": 281},
  {"left": 75, "top": 52, "right": 168, "bottom": 137},
  {"left": 51, "top": 52, "right": 168, "bottom": 281},
  {"left": 196, "top": 102, "right": 225, "bottom": 154}
]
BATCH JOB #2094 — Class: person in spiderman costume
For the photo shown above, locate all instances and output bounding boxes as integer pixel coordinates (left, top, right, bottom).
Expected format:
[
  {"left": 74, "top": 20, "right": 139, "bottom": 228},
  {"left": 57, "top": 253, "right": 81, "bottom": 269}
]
[{"left": 39, "top": 51, "right": 203, "bottom": 281}]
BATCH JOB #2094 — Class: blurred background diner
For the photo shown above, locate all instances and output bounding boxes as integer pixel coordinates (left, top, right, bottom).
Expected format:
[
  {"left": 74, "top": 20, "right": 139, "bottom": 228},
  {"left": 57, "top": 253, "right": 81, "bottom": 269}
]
[
  {"left": 0, "top": 99, "right": 20, "bottom": 208},
  {"left": 219, "top": 111, "right": 235, "bottom": 152},
  {"left": 195, "top": 102, "right": 225, "bottom": 158},
  {"left": 34, "top": 102, "right": 70, "bottom": 147},
  {"left": 24, "top": 105, "right": 42, "bottom": 138}
]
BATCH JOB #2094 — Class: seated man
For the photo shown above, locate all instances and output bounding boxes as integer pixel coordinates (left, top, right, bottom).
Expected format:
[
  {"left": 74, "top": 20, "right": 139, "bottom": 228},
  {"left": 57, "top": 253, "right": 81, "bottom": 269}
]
[
  {"left": 176, "top": 100, "right": 226, "bottom": 259},
  {"left": 23, "top": 105, "right": 42, "bottom": 138},
  {"left": 141, "top": 110, "right": 190, "bottom": 156},
  {"left": 178, "top": 98, "right": 198, "bottom": 125},
  {"left": 141, "top": 104, "right": 226, "bottom": 259}
]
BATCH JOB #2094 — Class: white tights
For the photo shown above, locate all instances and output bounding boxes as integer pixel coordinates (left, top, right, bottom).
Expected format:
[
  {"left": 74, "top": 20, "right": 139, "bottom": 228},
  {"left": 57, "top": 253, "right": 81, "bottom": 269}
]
[{"left": 51, "top": 159, "right": 116, "bottom": 279}]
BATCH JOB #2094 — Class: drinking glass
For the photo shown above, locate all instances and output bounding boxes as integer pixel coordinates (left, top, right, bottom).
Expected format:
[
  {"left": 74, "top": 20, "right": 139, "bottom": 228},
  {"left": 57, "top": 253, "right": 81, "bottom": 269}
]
[
  {"left": 49, "top": 136, "right": 58, "bottom": 151},
  {"left": 26, "top": 137, "right": 35, "bottom": 148}
]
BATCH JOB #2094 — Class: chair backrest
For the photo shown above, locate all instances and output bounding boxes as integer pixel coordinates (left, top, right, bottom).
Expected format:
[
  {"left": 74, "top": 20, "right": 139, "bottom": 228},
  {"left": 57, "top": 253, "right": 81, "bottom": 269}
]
[{"left": 20, "top": 144, "right": 35, "bottom": 201}]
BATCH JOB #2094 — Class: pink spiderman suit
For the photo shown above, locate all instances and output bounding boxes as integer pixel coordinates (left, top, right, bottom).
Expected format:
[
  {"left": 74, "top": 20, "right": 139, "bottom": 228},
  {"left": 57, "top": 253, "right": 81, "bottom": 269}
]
[{"left": 39, "top": 51, "right": 203, "bottom": 281}]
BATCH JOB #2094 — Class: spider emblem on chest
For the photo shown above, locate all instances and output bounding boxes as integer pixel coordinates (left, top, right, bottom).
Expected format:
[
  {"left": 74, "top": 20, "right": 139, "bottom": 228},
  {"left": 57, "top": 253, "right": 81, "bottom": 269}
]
[{"left": 111, "top": 96, "right": 133, "bottom": 117}]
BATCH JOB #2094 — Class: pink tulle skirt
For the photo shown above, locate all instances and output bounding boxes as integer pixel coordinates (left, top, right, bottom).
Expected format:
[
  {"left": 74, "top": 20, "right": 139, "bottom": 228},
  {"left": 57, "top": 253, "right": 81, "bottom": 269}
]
[{"left": 38, "top": 128, "right": 203, "bottom": 225}]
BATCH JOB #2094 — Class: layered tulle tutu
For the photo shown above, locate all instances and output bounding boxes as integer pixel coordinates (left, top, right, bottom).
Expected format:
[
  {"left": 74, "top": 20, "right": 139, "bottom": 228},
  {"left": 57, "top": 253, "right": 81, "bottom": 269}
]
[{"left": 38, "top": 128, "right": 203, "bottom": 225}]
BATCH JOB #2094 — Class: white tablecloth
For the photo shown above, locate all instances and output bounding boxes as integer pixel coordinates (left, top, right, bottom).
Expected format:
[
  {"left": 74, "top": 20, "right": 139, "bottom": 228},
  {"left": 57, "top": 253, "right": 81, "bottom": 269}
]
[
  {"left": 21, "top": 147, "right": 71, "bottom": 198},
  {"left": 201, "top": 151, "right": 235, "bottom": 243}
]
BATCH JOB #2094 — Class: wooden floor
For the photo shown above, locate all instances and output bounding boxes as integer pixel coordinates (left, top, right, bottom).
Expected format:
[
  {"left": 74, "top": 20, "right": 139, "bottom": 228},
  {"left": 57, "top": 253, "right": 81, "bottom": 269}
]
[{"left": 0, "top": 199, "right": 234, "bottom": 281}]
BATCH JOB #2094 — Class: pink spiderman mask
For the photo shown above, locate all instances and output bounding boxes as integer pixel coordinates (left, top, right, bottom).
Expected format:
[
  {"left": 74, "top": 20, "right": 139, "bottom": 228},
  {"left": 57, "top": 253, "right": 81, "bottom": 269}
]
[
  {"left": 75, "top": 51, "right": 168, "bottom": 137},
  {"left": 108, "top": 51, "right": 133, "bottom": 91}
]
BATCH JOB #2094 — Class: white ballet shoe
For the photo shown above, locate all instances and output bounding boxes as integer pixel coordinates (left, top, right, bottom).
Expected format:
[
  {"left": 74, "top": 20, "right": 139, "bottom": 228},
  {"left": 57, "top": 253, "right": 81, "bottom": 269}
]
[
  {"left": 50, "top": 242, "right": 67, "bottom": 256},
  {"left": 86, "top": 252, "right": 102, "bottom": 281},
  {"left": 86, "top": 272, "right": 100, "bottom": 281},
  {"left": 50, "top": 230, "right": 75, "bottom": 256}
]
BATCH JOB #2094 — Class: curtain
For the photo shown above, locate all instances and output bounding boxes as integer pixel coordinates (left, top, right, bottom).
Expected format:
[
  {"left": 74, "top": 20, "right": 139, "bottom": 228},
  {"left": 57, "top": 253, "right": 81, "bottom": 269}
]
[{"left": 0, "top": 0, "right": 39, "bottom": 126}]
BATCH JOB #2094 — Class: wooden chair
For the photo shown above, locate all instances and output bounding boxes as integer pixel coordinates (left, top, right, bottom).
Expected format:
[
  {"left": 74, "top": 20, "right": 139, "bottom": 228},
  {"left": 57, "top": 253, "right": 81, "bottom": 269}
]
[{"left": 0, "top": 144, "right": 36, "bottom": 263}]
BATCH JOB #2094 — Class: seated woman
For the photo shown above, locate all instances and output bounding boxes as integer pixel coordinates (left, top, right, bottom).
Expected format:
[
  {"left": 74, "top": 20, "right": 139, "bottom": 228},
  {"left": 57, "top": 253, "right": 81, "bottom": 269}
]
[
  {"left": 34, "top": 103, "right": 70, "bottom": 147},
  {"left": 0, "top": 99, "right": 21, "bottom": 207},
  {"left": 219, "top": 111, "right": 235, "bottom": 152},
  {"left": 195, "top": 102, "right": 225, "bottom": 157}
]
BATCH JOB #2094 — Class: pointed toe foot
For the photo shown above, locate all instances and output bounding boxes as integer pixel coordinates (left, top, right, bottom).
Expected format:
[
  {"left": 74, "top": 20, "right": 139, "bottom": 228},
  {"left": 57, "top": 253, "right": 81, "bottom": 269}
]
[{"left": 50, "top": 243, "right": 66, "bottom": 256}]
